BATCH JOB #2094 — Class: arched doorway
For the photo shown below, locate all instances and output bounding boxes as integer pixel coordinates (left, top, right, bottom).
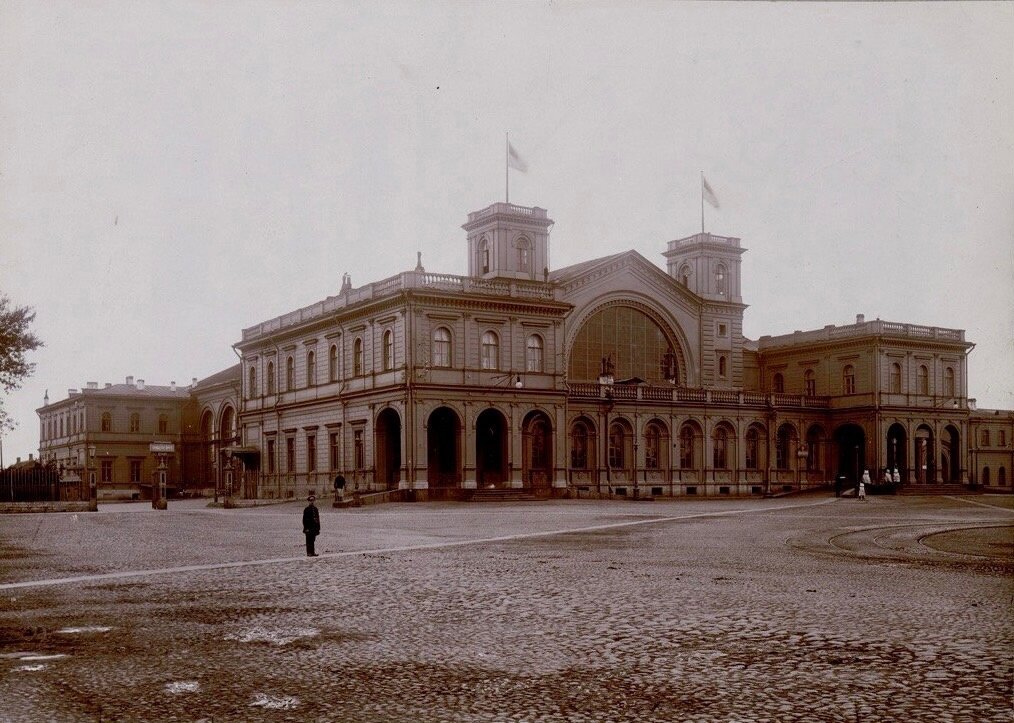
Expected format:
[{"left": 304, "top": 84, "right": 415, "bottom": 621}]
[
  {"left": 427, "top": 407, "right": 461, "bottom": 487},
  {"left": 914, "top": 425, "right": 935, "bottom": 483},
  {"left": 476, "top": 408, "right": 508, "bottom": 487},
  {"left": 834, "top": 423, "right": 866, "bottom": 485},
  {"left": 941, "top": 425, "right": 960, "bottom": 483},
  {"left": 886, "top": 423, "right": 907, "bottom": 482},
  {"left": 375, "top": 408, "right": 402, "bottom": 489},
  {"left": 522, "top": 411, "right": 553, "bottom": 490}
]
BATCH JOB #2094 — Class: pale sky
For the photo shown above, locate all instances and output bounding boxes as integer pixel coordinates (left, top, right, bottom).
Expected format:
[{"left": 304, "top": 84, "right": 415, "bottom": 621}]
[{"left": 1, "top": 1, "right": 1012, "bottom": 462}]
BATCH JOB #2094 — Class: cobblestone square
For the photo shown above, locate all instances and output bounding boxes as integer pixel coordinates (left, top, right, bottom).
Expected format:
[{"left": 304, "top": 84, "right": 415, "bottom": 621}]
[{"left": 1, "top": 493, "right": 1011, "bottom": 722}]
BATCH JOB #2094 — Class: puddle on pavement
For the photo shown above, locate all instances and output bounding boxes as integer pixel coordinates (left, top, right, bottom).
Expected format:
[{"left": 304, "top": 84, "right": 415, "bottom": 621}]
[
  {"left": 250, "top": 693, "right": 299, "bottom": 709},
  {"left": 165, "top": 681, "right": 200, "bottom": 694},
  {"left": 56, "top": 626, "right": 112, "bottom": 634},
  {"left": 225, "top": 626, "right": 319, "bottom": 645}
]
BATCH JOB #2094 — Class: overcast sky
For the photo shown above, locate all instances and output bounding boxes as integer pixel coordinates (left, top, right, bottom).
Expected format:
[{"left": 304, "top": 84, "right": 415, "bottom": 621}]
[{"left": 1, "top": 1, "right": 1012, "bottom": 462}]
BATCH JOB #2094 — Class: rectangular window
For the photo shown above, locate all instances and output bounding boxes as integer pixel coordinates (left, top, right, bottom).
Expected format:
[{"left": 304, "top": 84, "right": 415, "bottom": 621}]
[
  {"left": 1000, "top": 431, "right": 1007, "bottom": 447},
  {"left": 718, "top": 323, "right": 727, "bottom": 337},
  {"left": 354, "top": 429, "right": 365, "bottom": 470},
  {"left": 330, "top": 432, "right": 340, "bottom": 471},
  {"left": 101, "top": 460, "right": 113, "bottom": 482},
  {"left": 306, "top": 434, "right": 317, "bottom": 473},
  {"left": 286, "top": 437, "right": 295, "bottom": 473},
  {"left": 129, "top": 460, "right": 142, "bottom": 483},
  {"left": 266, "top": 439, "right": 276, "bottom": 473}
]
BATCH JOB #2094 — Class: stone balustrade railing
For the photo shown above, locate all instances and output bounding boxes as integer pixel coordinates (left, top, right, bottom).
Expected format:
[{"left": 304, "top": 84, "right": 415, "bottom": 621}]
[{"left": 759, "top": 319, "right": 965, "bottom": 348}]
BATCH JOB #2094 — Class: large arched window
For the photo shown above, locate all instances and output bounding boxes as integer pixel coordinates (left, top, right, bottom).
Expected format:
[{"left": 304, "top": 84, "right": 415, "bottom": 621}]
[
  {"left": 890, "top": 363, "right": 902, "bottom": 393},
  {"left": 917, "top": 365, "right": 929, "bottom": 394},
  {"left": 481, "top": 331, "right": 499, "bottom": 370},
  {"left": 712, "top": 426, "right": 729, "bottom": 469},
  {"left": 776, "top": 424, "right": 795, "bottom": 470},
  {"left": 608, "top": 421, "right": 628, "bottom": 470},
  {"left": 353, "top": 337, "right": 363, "bottom": 376},
  {"left": 842, "top": 365, "right": 855, "bottom": 395},
  {"left": 267, "top": 360, "right": 275, "bottom": 395},
  {"left": 432, "top": 327, "right": 451, "bottom": 368},
  {"left": 745, "top": 426, "right": 759, "bottom": 469},
  {"left": 644, "top": 422, "right": 667, "bottom": 470},
  {"left": 383, "top": 330, "right": 394, "bottom": 371},
  {"left": 804, "top": 369, "right": 815, "bottom": 396},
  {"left": 526, "top": 335, "right": 544, "bottom": 373},
  {"left": 306, "top": 350, "right": 316, "bottom": 386},
  {"left": 679, "top": 424, "right": 696, "bottom": 468},
  {"left": 329, "top": 344, "right": 338, "bottom": 383},
  {"left": 568, "top": 305, "right": 677, "bottom": 384},
  {"left": 517, "top": 237, "right": 531, "bottom": 273},
  {"left": 248, "top": 366, "right": 257, "bottom": 398},
  {"left": 570, "top": 419, "right": 593, "bottom": 469},
  {"left": 773, "top": 373, "right": 785, "bottom": 394},
  {"left": 944, "top": 367, "right": 955, "bottom": 397}
]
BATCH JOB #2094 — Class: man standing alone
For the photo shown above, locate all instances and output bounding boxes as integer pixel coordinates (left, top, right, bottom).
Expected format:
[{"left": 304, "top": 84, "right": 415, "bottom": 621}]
[{"left": 302, "top": 494, "right": 320, "bottom": 556}]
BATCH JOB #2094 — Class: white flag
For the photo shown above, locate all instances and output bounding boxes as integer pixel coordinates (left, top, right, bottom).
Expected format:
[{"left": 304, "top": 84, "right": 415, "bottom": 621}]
[
  {"left": 702, "top": 175, "right": 720, "bottom": 209},
  {"left": 508, "top": 141, "right": 528, "bottom": 173}
]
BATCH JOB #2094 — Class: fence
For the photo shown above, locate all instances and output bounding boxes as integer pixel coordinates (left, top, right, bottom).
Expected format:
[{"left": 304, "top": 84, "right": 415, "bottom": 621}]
[{"left": 0, "top": 462, "right": 89, "bottom": 502}]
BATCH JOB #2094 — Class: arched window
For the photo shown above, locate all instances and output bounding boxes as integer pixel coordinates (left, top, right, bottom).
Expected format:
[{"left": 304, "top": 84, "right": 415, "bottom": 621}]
[
  {"left": 129, "top": 413, "right": 140, "bottom": 433},
  {"left": 644, "top": 422, "right": 666, "bottom": 470},
  {"left": 526, "top": 335, "right": 544, "bottom": 373},
  {"left": 248, "top": 366, "right": 257, "bottom": 398},
  {"left": 999, "top": 467, "right": 1007, "bottom": 485},
  {"left": 745, "top": 427, "right": 759, "bottom": 469},
  {"left": 481, "top": 331, "right": 499, "bottom": 370},
  {"left": 158, "top": 414, "right": 168, "bottom": 434},
  {"left": 981, "top": 429, "right": 990, "bottom": 446},
  {"left": 383, "top": 330, "right": 394, "bottom": 371},
  {"left": 307, "top": 350, "right": 316, "bottom": 386},
  {"left": 286, "top": 356, "right": 294, "bottom": 391},
  {"left": 713, "top": 426, "right": 729, "bottom": 469},
  {"left": 608, "top": 422, "right": 627, "bottom": 469},
  {"left": 715, "top": 263, "right": 727, "bottom": 295},
  {"left": 570, "top": 420, "right": 591, "bottom": 469},
  {"left": 982, "top": 466, "right": 991, "bottom": 485},
  {"left": 101, "top": 412, "right": 111, "bottom": 432},
  {"left": 804, "top": 369, "right": 815, "bottom": 396},
  {"left": 773, "top": 373, "right": 785, "bottom": 394},
  {"left": 479, "top": 237, "right": 490, "bottom": 274},
  {"left": 806, "top": 426, "right": 823, "bottom": 472},
  {"left": 776, "top": 425, "right": 794, "bottom": 469},
  {"left": 432, "top": 327, "right": 451, "bottom": 368},
  {"left": 267, "top": 360, "right": 275, "bottom": 395},
  {"left": 679, "top": 425, "right": 696, "bottom": 468},
  {"left": 890, "top": 363, "right": 902, "bottom": 393},
  {"left": 679, "top": 264, "right": 690, "bottom": 287},
  {"left": 917, "top": 365, "right": 928, "bottom": 395},
  {"left": 353, "top": 338, "right": 363, "bottom": 376},
  {"left": 568, "top": 304, "right": 677, "bottom": 384},
  {"left": 944, "top": 367, "right": 955, "bottom": 397},
  {"left": 843, "top": 365, "right": 855, "bottom": 395},
  {"left": 517, "top": 238, "right": 531, "bottom": 272},
  {"left": 329, "top": 344, "right": 338, "bottom": 382},
  {"left": 718, "top": 355, "right": 727, "bottom": 378}
]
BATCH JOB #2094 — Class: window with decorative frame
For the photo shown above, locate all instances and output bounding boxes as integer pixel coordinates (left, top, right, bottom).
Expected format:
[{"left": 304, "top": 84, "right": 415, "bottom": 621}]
[
  {"left": 679, "top": 425, "right": 695, "bottom": 468},
  {"left": 354, "top": 429, "right": 365, "bottom": 470},
  {"left": 944, "top": 366, "right": 955, "bottom": 397},
  {"left": 712, "top": 427, "right": 729, "bottom": 469},
  {"left": 804, "top": 369, "right": 816, "bottom": 396},
  {"left": 329, "top": 344, "right": 338, "bottom": 382},
  {"left": 773, "top": 373, "right": 784, "bottom": 394},
  {"left": 267, "top": 361, "right": 275, "bottom": 395},
  {"left": 353, "top": 338, "right": 363, "bottom": 376},
  {"left": 248, "top": 366, "right": 257, "bottom": 398},
  {"left": 890, "top": 363, "right": 902, "bottom": 393},
  {"left": 286, "top": 436, "right": 295, "bottom": 473},
  {"left": 843, "top": 365, "right": 855, "bottom": 395},
  {"left": 608, "top": 422, "right": 626, "bottom": 469},
  {"left": 129, "top": 413, "right": 140, "bottom": 433},
  {"left": 570, "top": 421, "right": 590, "bottom": 469},
  {"left": 526, "top": 334, "right": 544, "bottom": 373},
  {"left": 383, "top": 330, "right": 394, "bottom": 371},
  {"left": 329, "top": 432, "right": 340, "bottom": 471},
  {"left": 158, "top": 414, "right": 168, "bottom": 435},
  {"left": 306, "top": 434, "right": 316, "bottom": 472},
  {"left": 101, "top": 412, "right": 112, "bottom": 432},
  {"left": 917, "top": 365, "right": 928, "bottom": 394},
  {"left": 432, "top": 327, "right": 451, "bottom": 368},
  {"left": 101, "top": 460, "right": 112, "bottom": 482},
  {"left": 481, "top": 331, "right": 499, "bottom": 370},
  {"left": 307, "top": 350, "right": 316, "bottom": 386},
  {"left": 517, "top": 238, "right": 531, "bottom": 272},
  {"left": 745, "top": 427, "right": 759, "bottom": 469},
  {"left": 286, "top": 356, "right": 294, "bottom": 391}
]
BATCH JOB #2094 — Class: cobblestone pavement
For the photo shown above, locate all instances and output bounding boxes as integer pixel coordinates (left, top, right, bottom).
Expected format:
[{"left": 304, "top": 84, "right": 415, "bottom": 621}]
[{"left": 0, "top": 493, "right": 1011, "bottom": 722}]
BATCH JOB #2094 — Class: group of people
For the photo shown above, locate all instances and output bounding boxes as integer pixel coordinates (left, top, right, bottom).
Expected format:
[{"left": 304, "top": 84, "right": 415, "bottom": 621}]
[
  {"left": 856, "top": 467, "right": 901, "bottom": 501},
  {"left": 301, "top": 473, "right": 349, "bottom": 557}
]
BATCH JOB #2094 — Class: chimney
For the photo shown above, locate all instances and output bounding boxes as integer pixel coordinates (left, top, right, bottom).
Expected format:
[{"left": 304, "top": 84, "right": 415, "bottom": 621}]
[
  {"left": 136, "top": 379, "right": 145, "bottom": 390},
  {"left": 191, "top": 376, "right": 198, "bottom": 387},
  {"left": 170, "top": 380, "right": 176, "bottom": 392},
  {"left": 87, "top": 382, "right": 98, "bottom": 390},
  {"left": 856, "top": 314, "right": 865, "bottom": 324},
  {"left": 126, "top": 375, "right": 134, "bottom": 386}
]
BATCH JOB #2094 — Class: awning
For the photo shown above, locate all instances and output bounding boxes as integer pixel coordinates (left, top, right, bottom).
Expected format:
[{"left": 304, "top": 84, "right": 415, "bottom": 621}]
[{"left": 222, "top": 446, "right": 260, "bottom": 460}]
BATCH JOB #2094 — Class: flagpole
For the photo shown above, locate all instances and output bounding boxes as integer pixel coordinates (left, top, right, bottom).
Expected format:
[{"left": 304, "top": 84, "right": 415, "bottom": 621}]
[
  {"left": 700, "top": 170, "right": 705, "bottom": 234},
  {"left": 506, "top": 132, "right": 510, "bottom": 204}
]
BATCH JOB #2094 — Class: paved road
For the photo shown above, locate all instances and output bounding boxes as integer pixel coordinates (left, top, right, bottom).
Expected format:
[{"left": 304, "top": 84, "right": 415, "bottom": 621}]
[{"left": 1, "top": 493, "right": 1011, "bottom": 721}]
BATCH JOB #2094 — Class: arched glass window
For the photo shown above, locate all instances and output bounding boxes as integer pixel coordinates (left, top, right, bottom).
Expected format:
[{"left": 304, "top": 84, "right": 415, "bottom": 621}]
[
  {"left": 101, "top": 412, "right": 111, "bottom": 432},
  {"left": 353, "top": 338, "right": 363, "bottom": 376},
  {"left": 481, "top": 331, "right": 499, "bottom": 370},
  {"left": 526, "top": 335, "right": 544, "bottom": 373},
  {"left": 713, "top": 426, "right": 729, "bottom": 469},
  {"left": 568, "top": 305, "right": 676, "bottom": 384},
  {"left": 286, "top": 356, "right": 294, "bottom": 390},
  {"left": 776, "top": 425, "right": 794, "bottom": 469},
  {"left": 517, "top": 238, "right": 531, "bottom": 272},
  {"left": 745, "top": 427, "right": 759, "bottom": 469},
  {"left": 383, "top": 330, "right": 394, "bottom": 371},
  {"left": 432, "top": 327, "right": 451, "bottom": 368},
  {"left": 679, "top": 425, "right": 696, "bottom": 468},
  {"left": 982, "top": 466, "right": 991, "bottom": 485},
  {"left": 944, "top": 367, "right": 955, "bottom": 397},
  {"left": 890, "top": 363, "right": 902, "bottom": 393},
  {"left": 679, "top": 264, "right": 690, "bottom": 287},
  {"left": 644, "top": 422, "right": 665, "bottom": 469},
  {"left": 804, "top": 369, "right": 815, "bottom": 396},
  {"left": 917, "top": 365, "right": 928, "bottom": 394},
  {"left": 715, "top": 263, "right": 727, "bottom": 294},
  {"left": 843, "top": 365, "right": 855, "bottom": 395},
  {"left": 570, "top": 420, "right": 591, "bottom": 469},
  {"left": 718, "top": 355, "right": 727, "bottom": 378},
  {"left": 248, "top": 366, "right": 257, "bottom": 398},
  {"left": 773, "top": 373, "right": 785, "bottom": 394},
  {"left": 267, "top": 361, "right": 275, "bottom": 395},
  {"left": 158, "top": 414, "right": 168, "bottom": 434},
  {"left": 129, "top": 413, "right": 140, "bottom": 433},
  {"left": 479, "top": 238, "right": 490, "bottom": 274},
  {"left": 608, "top": 422, "right": 626, "bottom": 469},
  {"left": 307, "top": 351, "right": 316, "bottom": 386},
  {"left": 329, "top": 344, "right": 338, "bottom": 382}
]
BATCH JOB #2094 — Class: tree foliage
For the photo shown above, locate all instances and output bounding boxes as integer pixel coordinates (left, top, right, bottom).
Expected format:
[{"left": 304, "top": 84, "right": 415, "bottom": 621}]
[{"left": 0, "top": 293, "right": 44, "bottom": 434}]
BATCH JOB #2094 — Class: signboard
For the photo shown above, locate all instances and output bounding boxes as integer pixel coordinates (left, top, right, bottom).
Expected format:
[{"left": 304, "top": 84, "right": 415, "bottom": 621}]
[{"left": 149, "top": 442, "right": 176, "bottom": 454}]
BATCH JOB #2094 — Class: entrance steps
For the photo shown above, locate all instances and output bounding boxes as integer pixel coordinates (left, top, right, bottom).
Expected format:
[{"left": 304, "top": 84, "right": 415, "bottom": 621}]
[
  {"left": 897, "top": 484, "right": 974, "bottom": 495},
  {"left": 469, "top": 488, "right": 543, "bottom": 502}
]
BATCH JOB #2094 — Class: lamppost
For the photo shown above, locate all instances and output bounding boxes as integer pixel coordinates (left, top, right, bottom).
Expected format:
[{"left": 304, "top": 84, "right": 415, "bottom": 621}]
[{"left": 87, "top": 444, "right": 96, "bottom": 511}]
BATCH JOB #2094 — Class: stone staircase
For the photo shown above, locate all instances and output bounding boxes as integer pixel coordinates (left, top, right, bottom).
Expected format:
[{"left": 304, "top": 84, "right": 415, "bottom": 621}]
[{"left": 469, "top": 488, "right": 543, "bottom": 502}]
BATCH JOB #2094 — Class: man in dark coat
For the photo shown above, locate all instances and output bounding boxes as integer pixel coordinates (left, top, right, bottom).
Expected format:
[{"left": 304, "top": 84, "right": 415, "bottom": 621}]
[{"left": 302, "top": 494, "right": 320, "bottom": 556}]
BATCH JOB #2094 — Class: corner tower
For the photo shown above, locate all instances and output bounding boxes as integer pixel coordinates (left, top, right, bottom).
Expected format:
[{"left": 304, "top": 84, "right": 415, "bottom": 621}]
[
  {"left": 462, "top": 203, "right": 554, "bottom": 280},
  {"left": 662, "top": 232, "right": 746, "bottom": 303}
]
